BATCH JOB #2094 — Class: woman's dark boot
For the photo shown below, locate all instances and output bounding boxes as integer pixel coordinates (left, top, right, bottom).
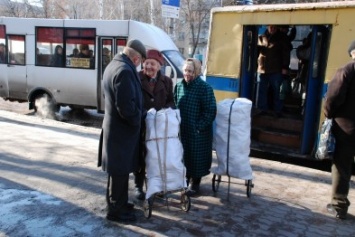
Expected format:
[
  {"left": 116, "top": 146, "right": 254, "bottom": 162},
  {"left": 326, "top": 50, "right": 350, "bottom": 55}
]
[{"left": 187, "top": 177, "right": 201, "bottom": 197}]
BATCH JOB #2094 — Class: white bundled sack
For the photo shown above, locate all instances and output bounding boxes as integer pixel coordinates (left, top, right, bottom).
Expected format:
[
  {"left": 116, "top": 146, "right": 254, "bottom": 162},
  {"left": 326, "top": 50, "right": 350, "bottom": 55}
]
[
  {"left": 145, "top": 108, "right": 187, "bottom": 199},
  {"left": 211, "top": 98, "right": 253, "bottom": 180}
]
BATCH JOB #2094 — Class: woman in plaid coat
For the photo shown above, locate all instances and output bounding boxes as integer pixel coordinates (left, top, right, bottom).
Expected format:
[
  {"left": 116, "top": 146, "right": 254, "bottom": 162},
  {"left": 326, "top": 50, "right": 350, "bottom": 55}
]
[{"left": 174, "top": 58, "right": 217, "bottom": 196}]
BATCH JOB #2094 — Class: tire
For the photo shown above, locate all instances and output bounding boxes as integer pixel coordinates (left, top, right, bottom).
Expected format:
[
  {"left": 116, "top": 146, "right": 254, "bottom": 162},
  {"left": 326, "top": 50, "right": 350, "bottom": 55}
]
[
  {"left": 212, "top": 174, "right": 221, "bottom": 192},
  {"left": 69, "top": 105, "right": 84, "bottom": 111},
  {"left": 34, "top": 93, "right": 59, "bottom": 117}
]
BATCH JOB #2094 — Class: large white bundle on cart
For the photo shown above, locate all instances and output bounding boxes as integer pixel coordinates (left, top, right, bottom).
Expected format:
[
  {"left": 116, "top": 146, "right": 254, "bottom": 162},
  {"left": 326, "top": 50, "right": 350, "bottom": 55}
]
[
  {"left": 145, "top": 108, "right": 187, "bottom": 199},
  {"left": 211, "top": 98, "right": 253, "bottom": 180}
]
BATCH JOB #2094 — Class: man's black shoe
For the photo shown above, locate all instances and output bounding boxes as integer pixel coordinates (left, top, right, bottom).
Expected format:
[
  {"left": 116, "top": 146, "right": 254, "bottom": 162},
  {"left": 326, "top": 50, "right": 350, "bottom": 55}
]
[
  {"left": 106, "top": 211, "right": 136, "bottom": 223},
  {"left": 135, "top": 188, "right": 145, "bottom": 201},
  {"left": 106, "top": 203, "right": 134, "bottom": 212},
  {"left": 326, "top": 203, "right": 347, "bottom": 220},
  {"left": 186, "top": 187, "right": 200, "bottom": 197},
  {"left": 126, "top": 202, "right": 134, "bottom": 210}
]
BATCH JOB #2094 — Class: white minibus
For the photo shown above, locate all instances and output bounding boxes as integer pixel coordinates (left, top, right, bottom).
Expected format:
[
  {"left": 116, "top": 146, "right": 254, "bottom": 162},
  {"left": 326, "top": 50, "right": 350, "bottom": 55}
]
[{"left": 0, "top": 17, "right": 184, "bottom": 113}]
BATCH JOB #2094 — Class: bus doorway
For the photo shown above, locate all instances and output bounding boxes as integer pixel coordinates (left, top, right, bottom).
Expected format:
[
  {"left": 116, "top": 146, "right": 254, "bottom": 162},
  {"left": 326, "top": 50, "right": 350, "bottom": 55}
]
[
  {"left": 240, "top": 25, "right": 330, "bottom": 157},
  {"left": 97, "top": 37, "right": 126, "bottom": 113}
]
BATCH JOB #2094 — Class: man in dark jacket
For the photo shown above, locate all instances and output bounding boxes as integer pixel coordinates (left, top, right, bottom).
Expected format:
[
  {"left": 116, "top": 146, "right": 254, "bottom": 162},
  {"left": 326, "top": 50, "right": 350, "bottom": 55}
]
[
  {"left": 324, "top": 40, "right": 355, "bottom": 220},
  {"left": 256, "top": 25, "right": 290, "bottom": 117},
  {"left": 98, "top": 39, "right": 146, "bottom": 223},
  {"left": 134, "top": 49, "right": 175, "bottom": 200}
]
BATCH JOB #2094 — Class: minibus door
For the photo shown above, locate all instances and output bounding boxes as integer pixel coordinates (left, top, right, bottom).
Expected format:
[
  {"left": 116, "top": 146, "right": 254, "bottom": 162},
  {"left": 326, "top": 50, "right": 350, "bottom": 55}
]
[
  {"left": 240, "top": 26, "right": 259, "bottom": 100},
  {"left": 97, "top": 37, "right": 114, "bottom": 113},
  {"left": 300, "top": 26, "right": 330, "bottom": 154},
  {"left": 0, "top": 63, "right": 8, "bottom": 98},
  {"left": 97, "top": 37, "right": 127, "bottom": 113},
  {"left": 7, "top": 35, "right": 27, "bottom": 101}
]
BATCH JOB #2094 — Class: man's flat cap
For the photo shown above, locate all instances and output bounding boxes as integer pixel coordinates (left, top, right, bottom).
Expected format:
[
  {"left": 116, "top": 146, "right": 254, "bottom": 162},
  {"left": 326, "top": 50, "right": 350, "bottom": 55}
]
[{"left": 127, "top": 39, "right": 147, "bottom": 59}]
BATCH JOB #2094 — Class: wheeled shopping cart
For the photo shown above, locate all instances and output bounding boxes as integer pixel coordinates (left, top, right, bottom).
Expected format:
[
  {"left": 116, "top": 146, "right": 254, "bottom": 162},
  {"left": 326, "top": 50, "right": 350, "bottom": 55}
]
[
  {"left": 143, "top": 188, "right": 191, "bottom": 219},
  {"left": 142, "top": 108, "right": 191, "bottom": 219},
  {"left": 211, "top": 98, "right": 254, "bottom": 200},
  {"left": 211, "top": 168, "right": 254, "bottom": 199}
]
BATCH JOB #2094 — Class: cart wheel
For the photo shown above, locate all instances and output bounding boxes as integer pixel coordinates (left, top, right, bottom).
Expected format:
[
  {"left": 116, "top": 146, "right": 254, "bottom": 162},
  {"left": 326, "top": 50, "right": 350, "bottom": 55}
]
[
  {"left": 181, "top": 193, "right": 191, "bottom": 212},
  {"left": 212, "top": 174, "right": 222, "bottom": 192},
  {"left": 143, "top": 198, "right": 153, "bottom": 219},
  {"left": 245, "top": 180, "right": 254, "bottom": 198}
]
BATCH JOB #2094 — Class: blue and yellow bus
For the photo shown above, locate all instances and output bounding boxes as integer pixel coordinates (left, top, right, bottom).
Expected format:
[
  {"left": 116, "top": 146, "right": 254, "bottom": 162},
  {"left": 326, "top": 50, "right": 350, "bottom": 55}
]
[{"left": 205, "top": 1, "right": 355, "bottom": 159}]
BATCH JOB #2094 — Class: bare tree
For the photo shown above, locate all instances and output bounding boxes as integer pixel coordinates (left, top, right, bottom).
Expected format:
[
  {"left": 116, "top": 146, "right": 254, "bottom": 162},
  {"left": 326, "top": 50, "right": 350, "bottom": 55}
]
[
  {"left": 98, "top": 0, "right": 125, "bottom": 20},
  {"left": 180, "top": 0, "right": 219, "bottom": 56},
  {"left": 1, "top": 0, "right": 27, "bottom": 17},
  {"left": 222, "top": 0, "right": 348, "bottom": 5}
]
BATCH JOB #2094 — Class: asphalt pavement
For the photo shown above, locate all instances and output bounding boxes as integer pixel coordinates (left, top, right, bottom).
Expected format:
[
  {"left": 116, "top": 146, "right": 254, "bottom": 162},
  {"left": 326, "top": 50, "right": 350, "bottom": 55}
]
[{"left": 0, "top": 109, "right": 354, "bottom": 237}]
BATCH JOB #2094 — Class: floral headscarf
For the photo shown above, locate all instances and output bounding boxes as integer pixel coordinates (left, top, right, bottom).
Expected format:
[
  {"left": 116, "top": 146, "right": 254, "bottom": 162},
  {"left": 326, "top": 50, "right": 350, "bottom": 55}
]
[{"left": 185, "top": 58, "right": 202, "bottom": 77}]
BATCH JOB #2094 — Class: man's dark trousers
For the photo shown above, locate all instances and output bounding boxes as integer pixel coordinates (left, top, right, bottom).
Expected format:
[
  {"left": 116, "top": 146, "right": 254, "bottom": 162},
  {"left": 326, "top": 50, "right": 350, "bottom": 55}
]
[
  {"left": 331, "top": 122, "right": 355, "bottom": 213},
  {"left": 106, "top": 174, "right": 129, "bottom": 211}
]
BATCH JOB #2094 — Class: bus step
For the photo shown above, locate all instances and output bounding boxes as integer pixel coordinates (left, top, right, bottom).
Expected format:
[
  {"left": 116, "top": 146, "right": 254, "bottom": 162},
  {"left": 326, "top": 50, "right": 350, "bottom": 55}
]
[
  {"left": 250, "top": 140, "right": 305, "bottom": 158},
  {"left": 252, "top": 114, "right": 303, "bottom": 133},
  {"left": 251, "top": 127, "right": 301, "bottom": 149}
]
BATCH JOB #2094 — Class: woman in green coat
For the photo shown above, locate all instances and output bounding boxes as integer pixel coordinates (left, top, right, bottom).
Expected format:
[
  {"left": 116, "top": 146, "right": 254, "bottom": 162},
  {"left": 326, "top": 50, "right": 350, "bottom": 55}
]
[{"left": 174, "top": 58, "right": 217, "bottom": 196}]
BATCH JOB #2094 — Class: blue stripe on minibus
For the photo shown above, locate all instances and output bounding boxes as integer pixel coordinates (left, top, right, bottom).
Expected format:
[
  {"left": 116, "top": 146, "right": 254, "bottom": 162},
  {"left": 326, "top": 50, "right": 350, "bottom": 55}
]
[{"left": 206, "top": 76, "right": 240, "bottom": 93}]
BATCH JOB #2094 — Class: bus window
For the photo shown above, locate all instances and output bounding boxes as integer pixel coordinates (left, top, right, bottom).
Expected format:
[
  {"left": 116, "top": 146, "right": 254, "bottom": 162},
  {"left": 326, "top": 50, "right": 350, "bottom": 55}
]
[
  {"left": 0, "top": 43, "right": 5, "bottom": 64},
  {"left": 8, "top": 35, "right": 25, "bottom": 65},
  {"left": 0, "top": 25, "right": 6, "bottom": 64},
  {"left": 102, "top": 39, "right": 113, "bottom": 73},
  {"left": 66, "top": 42, "right": 95, "bottom": 69},
  {"left": 36, "top": 27, "right": 63, "bottom": 66},
  {"left": 65, "top": 28, "right": 96, "bottom": 69},
  {"left": 162, "top": 50, "right": 185, "bottom": 78},
  {"left": 116, "top": 38, "right": 126, "bottom": 55},
  {"left": 35, "top": 27, "right": 96, "bottom": 69}
]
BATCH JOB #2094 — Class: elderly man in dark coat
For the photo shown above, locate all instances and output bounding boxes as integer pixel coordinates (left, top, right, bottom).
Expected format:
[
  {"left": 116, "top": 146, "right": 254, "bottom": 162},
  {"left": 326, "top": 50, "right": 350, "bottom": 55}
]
[
  {"left": 174, "top": 58, "right": 217, "bottom": 197},
  {"left": 324, "top": 40, "right": 355, "bottom": 220},
  {"left": 98, "top": 39, "right": 146, "bottom": 223}
]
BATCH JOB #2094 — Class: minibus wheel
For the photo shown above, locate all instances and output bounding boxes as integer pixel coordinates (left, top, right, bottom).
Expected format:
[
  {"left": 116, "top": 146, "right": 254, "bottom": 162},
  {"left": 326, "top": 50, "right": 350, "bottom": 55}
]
[{"left": 33, "top": 93, "right": 59, "bottom": 117}]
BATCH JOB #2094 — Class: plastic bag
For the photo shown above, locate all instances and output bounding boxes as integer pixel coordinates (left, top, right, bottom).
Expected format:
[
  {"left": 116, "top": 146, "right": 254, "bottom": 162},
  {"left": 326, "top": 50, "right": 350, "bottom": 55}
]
[
  {"left": 315, "top": 119, "right": 335, "bottom": 160},
  {"left": 291, "top": 77, "right": 302, "bottom": 97},
  {"left": 280, "top": 75, "right": 292, "bottom": 100}
]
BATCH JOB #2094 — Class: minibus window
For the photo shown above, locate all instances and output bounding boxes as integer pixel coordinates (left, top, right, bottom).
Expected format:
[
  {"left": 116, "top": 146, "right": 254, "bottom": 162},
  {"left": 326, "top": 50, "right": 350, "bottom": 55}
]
[
  {"left": 8, "top": 35, "right": 25, "bottom": 65},
  {"left": 0, "top": 25, "right": 6, "bottom": 64}
]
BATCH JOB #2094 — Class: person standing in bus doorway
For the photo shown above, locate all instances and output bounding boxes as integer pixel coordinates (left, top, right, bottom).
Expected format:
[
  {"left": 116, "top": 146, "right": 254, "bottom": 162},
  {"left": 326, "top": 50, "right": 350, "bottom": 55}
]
[
  {"left": 324, "top": 40, "right": 355, "bottom": 220},
  {"left": 97, "top": 39, "right": 146, "bottom": 223},
  {"left": 0, "top": 43, "right": 6, "bottom": 63},
  {"left": 102, "top": 47, "right": 112, "bottom": 71},
  {"left": 50, "top": 45, "right": 64, "bottom": 67},
  {"left": 256, "top": 25, "right": 290, "bottom": 118},
  {"left": 174, "top": 58, "right": 217, "bottom": 197},
  {"left": 279, "top": 25, "right": 296, "bottom": 111},
  {"left": 133, "top": 49, "right": 175, "bottom": 200}
]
